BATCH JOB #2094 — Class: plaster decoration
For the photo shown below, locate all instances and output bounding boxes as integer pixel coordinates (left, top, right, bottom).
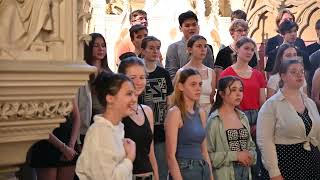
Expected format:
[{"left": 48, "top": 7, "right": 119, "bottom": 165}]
[
  {"left": 245, "top": 0, "right": 320, "bottom": 43},
  {"left": 0, "top": 0, "right": 53, "bottom": 51},
  {"left": 0, "top": 100, "right": 73, "bottom": 121}
]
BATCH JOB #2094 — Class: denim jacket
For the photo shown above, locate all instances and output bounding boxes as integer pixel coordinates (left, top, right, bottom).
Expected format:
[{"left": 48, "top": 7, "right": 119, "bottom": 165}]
[{"left": 206, "top": 109, "right": 256, "bottom": 180}]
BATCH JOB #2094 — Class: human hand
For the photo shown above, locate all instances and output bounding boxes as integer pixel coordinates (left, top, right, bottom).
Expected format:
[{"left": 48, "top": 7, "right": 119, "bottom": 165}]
[
  {"left": 123, "top": 138, "right": 136, "bottom": 162},
  {"left": 61, "top": 145, "right": 78, "bottom": 161},
  {"left": 271, "top": 175, "right": 284, "bottom": 180},
  {"left": 237, "top": 150, "right": 252, "bottom": 167}
]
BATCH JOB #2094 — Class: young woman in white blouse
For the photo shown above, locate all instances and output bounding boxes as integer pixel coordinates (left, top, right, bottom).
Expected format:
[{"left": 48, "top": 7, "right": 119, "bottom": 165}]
[
  {"left": 76, "top": 73, "right": 136, "bottom": 180},
  {"left": 179, "top": 35, "right": 216, "bottom": 116},
  {"left": 257, "top": 60, "right": 320, "bottom": 180}
]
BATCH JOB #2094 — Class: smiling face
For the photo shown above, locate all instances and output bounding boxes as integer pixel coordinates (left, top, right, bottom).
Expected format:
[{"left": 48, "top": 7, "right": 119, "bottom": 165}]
[
  {"left": 92, "top": 37, "right": 106, "bottom": 61},
  {"left": 220, "top": 80, "right": 243, "bottom": 107},
  {"left": 180, "top": 18, "right": 200, "bottom": 40},
  {"left": 109, "top": 81, "right": 137, "bottom": 117},
  {"left": 124, "top": 64, "right": 147, "bottom": 96},
  {"left": 188, "top": 38, "right": 207, "bottom": 61},
  {"left": 236, "top": 42, "right": 255, "bottom": 63},
  {"left": 178, "top": 74, "right": 202, "bottom": 102}
]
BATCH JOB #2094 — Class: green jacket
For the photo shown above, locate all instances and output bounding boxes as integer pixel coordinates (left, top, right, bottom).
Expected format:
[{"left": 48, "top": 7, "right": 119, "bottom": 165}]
[{"left": 206, "top": 109, "right": 256, "bottom": 180}]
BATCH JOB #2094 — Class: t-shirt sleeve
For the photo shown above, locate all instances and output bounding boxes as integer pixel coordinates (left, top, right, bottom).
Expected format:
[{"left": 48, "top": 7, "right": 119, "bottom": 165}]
[
  {"left": 219, "top": 67, "right": 233, "bottom": 79},
  {"left": 214, "top": 50, "right": 227, "bottom": 69},
  {"left": 267, "top": 75, "right": 279, "bottom": 90},
  {"left": 164, "top": 69, "right": 174, "bottom": 95}
]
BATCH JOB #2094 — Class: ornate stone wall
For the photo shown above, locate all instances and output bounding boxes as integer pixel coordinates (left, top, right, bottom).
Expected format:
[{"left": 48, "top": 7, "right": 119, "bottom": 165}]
[
  {"left": 0, "top": 0, "right": 95, "bottom": 178},
  {"left": 245, "top": 0, "right": 320, "bottom": 44}
]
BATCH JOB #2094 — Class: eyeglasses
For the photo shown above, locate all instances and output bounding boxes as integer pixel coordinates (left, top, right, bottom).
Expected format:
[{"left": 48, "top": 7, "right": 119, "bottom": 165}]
[
  {"left": 288, "top": 70, "right": 305, "bottom": 76},
  {"left": 234, "top": 28, "right": 248, "bottom": 33},
  {"left": 131, "top": 16, "right": 147, "bottom": 23}
]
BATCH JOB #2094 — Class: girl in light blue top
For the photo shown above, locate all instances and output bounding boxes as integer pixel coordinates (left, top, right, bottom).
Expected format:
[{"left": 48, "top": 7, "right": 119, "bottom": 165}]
[
  {"left": 206, "top": 76, "right": 256, "bottom": 180},
  {"left": 165, "top": 68, "right": 213, "bottom": 180}
]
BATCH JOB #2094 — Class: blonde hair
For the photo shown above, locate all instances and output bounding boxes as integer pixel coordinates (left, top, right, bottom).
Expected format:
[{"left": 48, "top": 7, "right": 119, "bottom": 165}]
[
  {"left": 173, "top": 68, "right": 200, "bottom": 120},
  {"left": 229, "top": 19, "right": 248, "bottom": 32}
]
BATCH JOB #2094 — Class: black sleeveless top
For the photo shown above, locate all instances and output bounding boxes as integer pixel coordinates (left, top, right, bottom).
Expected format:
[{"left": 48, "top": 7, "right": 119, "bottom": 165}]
[{"left": 122, "top": 104, "right": 153, "bottom": 174}]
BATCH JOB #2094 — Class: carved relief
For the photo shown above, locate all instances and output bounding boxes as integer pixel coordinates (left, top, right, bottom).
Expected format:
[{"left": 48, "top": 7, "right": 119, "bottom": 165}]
[
  {"left": 0, "top": 0, "right": 54, "bottom": 52},
  {"left": 245, "top": 0, "right": 320, "bottom": 43},
  {"left": 0, "top": 100, "right": 73, "bottom": 121}
]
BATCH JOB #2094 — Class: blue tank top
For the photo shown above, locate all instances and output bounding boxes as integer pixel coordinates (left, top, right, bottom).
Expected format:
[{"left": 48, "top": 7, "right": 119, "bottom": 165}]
[{"left": 176, "top": 107, "right": 205, "bottom": 160}]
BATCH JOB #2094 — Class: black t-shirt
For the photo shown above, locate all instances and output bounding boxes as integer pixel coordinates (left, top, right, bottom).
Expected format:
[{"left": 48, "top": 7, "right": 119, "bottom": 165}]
[
  {"left": 214, "top": 46, "right": 258, "bottom": 70},
  {"left": 306, "top": 42, "right": 320, "bottom": 56},
  {"left": 139, "top": 66, "right": 174, "bottom": 143}
]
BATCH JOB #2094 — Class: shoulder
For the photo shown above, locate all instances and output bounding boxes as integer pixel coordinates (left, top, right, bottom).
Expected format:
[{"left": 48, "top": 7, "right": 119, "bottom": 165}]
[
  {"left": 165, "top": 106, "right": 182, "bottom": 126},
  {"left": 220, "top": 66, "right": 234, "bottom": 76},
  {"left": 141, "top": 104, "right": 153, "bottom": 117}
]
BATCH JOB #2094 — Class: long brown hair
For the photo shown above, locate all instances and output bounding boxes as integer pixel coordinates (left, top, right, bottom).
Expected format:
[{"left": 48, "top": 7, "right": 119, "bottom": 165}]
[{"left": 173, "top": 68, "right": 200, "bottom": 120}]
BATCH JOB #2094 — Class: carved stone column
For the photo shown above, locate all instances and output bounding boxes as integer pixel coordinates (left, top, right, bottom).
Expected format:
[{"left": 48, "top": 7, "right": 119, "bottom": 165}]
[{"left": 0, "top": 0, "right": 95, "bottom": 178}]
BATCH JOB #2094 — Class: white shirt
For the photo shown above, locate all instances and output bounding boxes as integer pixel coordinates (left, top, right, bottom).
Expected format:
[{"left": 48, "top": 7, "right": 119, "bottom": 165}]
[
  {"left": 267, "top": 73, "right": 306, "bottom": 92},
  {"left": 257, "top": 90, "right": 320, "bottom": 177},
  {"left": 76, "top": 115, "right": 133, "bottom": 180}
]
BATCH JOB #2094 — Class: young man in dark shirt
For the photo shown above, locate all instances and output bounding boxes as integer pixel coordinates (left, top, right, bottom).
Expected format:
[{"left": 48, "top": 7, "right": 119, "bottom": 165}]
[{"left": 140, "top": 36, "right": 173, "bottom": 180}]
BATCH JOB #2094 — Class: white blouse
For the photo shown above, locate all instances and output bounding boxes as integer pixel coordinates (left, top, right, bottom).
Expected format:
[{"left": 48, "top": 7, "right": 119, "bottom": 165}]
[
  {"left": 76, "top": 115, "right": 133, "bottom": 180},
  {"left": 257, "top": 90, "right": 320, "bottom": 177}
]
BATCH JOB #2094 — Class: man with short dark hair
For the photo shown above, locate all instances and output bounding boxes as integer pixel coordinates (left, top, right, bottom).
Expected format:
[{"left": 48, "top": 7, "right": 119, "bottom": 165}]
[
  {"left": 231, "top": 9, "right": 247, "bottom": 21},
  {"left": 129, "top": 24, "right": 148, "bottom": 56},
  {"left": 165, "top": 10, "right": 214, "bottom": 80},
  {"left": 115, "top": 10, "right": 148, "bottom": 66}
]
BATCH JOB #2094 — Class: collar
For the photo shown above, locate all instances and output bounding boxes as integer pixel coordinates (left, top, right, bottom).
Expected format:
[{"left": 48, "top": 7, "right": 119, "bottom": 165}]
[
  {"left": 272, "top": 89, "right": 308, "bottom": 102},
  {"left": 210, "top": 108, "right": 246, "bottom": 119},
  {"left": 93, "top": 114, "right": 123, "bottom": 130}
]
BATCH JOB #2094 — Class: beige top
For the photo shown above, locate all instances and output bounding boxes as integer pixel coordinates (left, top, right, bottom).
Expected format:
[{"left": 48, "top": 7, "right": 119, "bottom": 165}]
[
  {"left": 76, "top": 115, "right": 133, "bottom": 180},
  {"left": 257, "top": 90, "right": 320, "bottom": 177}
]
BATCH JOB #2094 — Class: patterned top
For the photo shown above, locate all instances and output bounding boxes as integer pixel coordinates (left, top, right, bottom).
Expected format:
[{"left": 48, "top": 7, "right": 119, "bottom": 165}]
[
  {"left": 226, "top": 128, "right": 250, "bottom": 151},
  {"left": 297, "top": 108, "right": 312, "bottom": 136}
]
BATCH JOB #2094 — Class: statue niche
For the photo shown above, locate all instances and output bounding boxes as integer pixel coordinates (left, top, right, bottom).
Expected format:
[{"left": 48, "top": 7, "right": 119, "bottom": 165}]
[{"left": 0, "top": 0, "right": 54, "bottom": 55}]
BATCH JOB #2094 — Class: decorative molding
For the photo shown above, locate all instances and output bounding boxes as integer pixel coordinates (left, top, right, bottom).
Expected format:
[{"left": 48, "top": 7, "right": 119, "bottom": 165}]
[{"left": 0, "top": 100, "right": 73, "bottom": 121}]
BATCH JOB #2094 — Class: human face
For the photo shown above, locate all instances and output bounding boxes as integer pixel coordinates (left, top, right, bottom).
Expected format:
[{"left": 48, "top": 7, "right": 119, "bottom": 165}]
[
  {"left": 131, "top": 14, "right": 148, "bottom": 27},
  {"left": 142, "top": 40, "right": 161, "bottom": 62},
  {"left": 282, "top": 47, "right": 297, "bottom": 61},
  {"left": 179, "top": 74, "right": 202, "bottom": 102},
  {"left": 180, "top": 19, "right": 200, "bottom": 40},
  {"left": 112, "top": 81, "right": 137, "bottom": 117},
  {"left": 125, "top": 65, "right": 146, "bottom": 96},
  {"left": 221, "top": 80, "right": 243, "bottom": 107},
  {"left": 236, "top": 42, "right": 255, "bottom": 62},
  {"left": 92, "top": 37, "right": 106, "bottom": 61},
  {"left": 281, "top": 63, "right": 305, "bottom": 89},
  {"left": 188, "top": 39, "right": 207, "bottom": 61},
  {"left": 231, "top": 26, "right": 248, "bottom": 42},
  {"left": 283, "top": 28, "right": 297, "bottom": 44},
  {"left": 279, "top": 13, "right": 294, "bottom": 25},
  {"left": 132, "top": 30, "right": 148, "bottom": 50}
]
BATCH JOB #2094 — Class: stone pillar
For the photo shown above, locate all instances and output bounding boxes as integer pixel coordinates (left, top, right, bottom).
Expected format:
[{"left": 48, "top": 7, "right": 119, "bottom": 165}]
[{"left": 0, "top": 0, "right": 95, "bottom": 179}]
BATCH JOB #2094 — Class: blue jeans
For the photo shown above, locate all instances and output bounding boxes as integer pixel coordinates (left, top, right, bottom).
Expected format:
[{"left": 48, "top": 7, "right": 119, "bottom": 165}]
[
  {"left": 244, "top": 109, "right": 261, "bottom": 180},
  {"left": 154, "top": 142, "right": 168, "bottom": 180},
  {"left": 168, "top": 159, "right": 210, "bottom": 180}
]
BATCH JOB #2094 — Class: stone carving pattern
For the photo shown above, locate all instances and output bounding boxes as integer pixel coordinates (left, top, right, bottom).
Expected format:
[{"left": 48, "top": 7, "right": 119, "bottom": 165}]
[{"left": 0, "top": 100, "right": 73, "bottom": 121}]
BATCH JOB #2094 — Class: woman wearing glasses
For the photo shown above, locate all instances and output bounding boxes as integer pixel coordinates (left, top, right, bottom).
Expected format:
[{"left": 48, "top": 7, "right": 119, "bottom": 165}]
[{"left": 257, "top": 60, "right": 320, "bottom": 180}]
